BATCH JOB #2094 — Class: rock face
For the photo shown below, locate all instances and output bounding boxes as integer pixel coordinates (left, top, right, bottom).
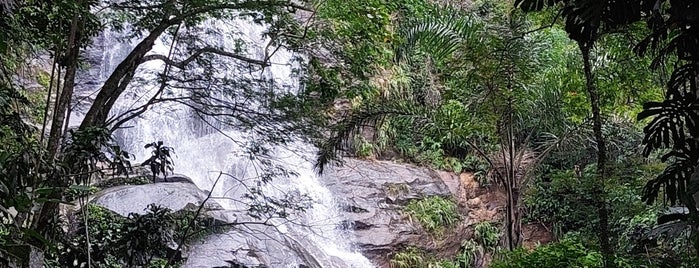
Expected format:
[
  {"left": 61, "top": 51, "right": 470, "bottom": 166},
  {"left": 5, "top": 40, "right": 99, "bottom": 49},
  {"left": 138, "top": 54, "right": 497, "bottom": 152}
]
[
  {"left": 184, "top": 216, "right": 335, "bottom": 268},
  {"left": 155, "top": 173, "right": 195, "bottom": 184},
  {"left": 90, "top": 182, "right": 222, "bottom": 216},
  {"left": 322, "top": 158, "right": 499, "bottom": 266}
]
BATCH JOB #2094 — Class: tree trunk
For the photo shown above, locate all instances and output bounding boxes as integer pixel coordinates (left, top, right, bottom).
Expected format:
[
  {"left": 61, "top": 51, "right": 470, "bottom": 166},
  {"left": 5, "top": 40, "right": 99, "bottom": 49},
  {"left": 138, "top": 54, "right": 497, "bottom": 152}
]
[
  {"left": 46, "top": 13, "right": 81, "bottom": 158},
  {"left": 35, "top": 8, "right": 84, "bottom": 237},
  {"left": 79, "top": 22, "right": 172, "bottom": 129},
  {"left": 580, "top": 43, "right": 612, "bottom": 267},
  {"left": 502, "top": 96, "right": 522, "bottom": 250}
]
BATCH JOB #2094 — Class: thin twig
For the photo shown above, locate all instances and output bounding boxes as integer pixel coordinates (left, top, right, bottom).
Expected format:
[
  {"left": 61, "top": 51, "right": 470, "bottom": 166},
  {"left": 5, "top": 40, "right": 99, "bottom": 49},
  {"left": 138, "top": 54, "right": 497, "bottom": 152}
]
[{"left": 166, "top": 172, "right": 223, "bottom": 266}]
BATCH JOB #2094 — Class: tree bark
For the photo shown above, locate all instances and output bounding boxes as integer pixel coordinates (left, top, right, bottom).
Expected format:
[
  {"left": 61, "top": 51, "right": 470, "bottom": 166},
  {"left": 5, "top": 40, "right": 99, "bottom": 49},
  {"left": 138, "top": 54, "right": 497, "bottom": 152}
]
[
  {"left": 580, "top": 42, "right": 612, "bottom": 267},
  {"left": 46, "top": 12, "right": 81, "bottom": 158},
  {"left": 79, "top": 22, "right": 171, "bottom": 129},
  {"left": 36, "top": 7, "right": 84, "bottom": 237}
]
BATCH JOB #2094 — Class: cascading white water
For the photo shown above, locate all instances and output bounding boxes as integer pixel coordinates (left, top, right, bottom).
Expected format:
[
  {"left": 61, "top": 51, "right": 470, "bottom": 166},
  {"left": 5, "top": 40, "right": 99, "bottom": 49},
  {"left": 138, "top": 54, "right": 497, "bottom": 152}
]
[{"left": 78, "top": 17, "right": 374, "bottom": 268}]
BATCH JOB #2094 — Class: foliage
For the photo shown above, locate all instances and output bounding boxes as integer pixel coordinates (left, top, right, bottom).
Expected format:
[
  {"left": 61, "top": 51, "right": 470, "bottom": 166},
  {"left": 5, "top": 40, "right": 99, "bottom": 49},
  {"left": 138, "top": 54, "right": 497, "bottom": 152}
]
[
  {"left": 525, "top": 155, "right": 660, "bottom": 238},
  {"left": 118, "top": 205, "right": 175, "bottom": 266},
  {"left": 55, "top": 204, "right": 217, "bottom": 267},
  {"left": 490, "top": 239, "right": 604, "bottom": 268},
  {"left": 404, "top": 196, "right": 459, "bottom": 233},
  {"left": 390, "top": 247, "right": 426, "bottom": 268},
  {"left": 474, "top": 221, "right": 501, "bottom": 250},
  {"left": 388, "top": 235, "right": 495, "bottom": 268},
  {"left": 353, "top": 136, "right": 375, "bottom": 158},
  {"left": 515, "top": 0, "right": 699, "bottom": 256},
  {"left": 56, "top": 204, "right": 126, "bottom": 267},
  {"left": 314, "top": 0, "right": 432, "bottom": 77},
  {"left": 62, "top": 127, "right": 133, "bottom": 185},
  {"left": 143, "top": 141, "right": 174, "bottom": 182}
]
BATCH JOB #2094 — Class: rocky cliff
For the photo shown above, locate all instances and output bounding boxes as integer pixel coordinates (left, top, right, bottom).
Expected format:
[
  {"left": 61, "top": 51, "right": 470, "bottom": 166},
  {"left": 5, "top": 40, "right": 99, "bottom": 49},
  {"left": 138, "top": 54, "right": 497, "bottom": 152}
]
[{"left": 322, "top": 158, "right": 505, "bottom": 267}]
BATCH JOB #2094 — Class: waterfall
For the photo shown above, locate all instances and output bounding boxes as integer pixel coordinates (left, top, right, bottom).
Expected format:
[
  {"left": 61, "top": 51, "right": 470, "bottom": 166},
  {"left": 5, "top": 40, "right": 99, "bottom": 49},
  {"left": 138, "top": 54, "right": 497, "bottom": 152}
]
[{"left": 75, "top": 17, "right": 374, "bottom": 268}]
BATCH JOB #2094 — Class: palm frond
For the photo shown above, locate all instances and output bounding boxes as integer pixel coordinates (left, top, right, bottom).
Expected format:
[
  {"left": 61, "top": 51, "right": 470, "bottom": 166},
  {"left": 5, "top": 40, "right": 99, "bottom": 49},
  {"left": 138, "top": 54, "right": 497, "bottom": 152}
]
[
  {"left": 315, "top": 101, "right": 431, "bottom": 173},
  {"left": 395, "top": 10, "right": 482, "bottom": 63}
]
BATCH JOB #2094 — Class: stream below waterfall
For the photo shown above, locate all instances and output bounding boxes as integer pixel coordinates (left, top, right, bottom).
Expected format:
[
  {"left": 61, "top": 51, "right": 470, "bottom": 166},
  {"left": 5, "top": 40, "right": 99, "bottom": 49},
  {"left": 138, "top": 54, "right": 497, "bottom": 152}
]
[{"left": 72, "top": 16, "right": 374, "bottom": 268}]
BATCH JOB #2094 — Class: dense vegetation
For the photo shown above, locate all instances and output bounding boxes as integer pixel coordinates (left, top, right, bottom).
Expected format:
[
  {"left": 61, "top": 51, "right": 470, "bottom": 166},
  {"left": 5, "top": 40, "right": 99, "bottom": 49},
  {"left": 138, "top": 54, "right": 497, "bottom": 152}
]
[{"left": 1, "top": 0, "right": 699, "bottom": 267}]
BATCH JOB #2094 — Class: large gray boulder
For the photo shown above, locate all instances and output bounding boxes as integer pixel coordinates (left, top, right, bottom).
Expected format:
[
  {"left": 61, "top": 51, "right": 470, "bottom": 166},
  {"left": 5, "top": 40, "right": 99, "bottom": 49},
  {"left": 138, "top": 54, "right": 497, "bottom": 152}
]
[
  {"left": 90, "top": 182, "right": 222, "bottom": 216},
  {"left": 184, "top": 213, "right": 357, "bottom": 268}
]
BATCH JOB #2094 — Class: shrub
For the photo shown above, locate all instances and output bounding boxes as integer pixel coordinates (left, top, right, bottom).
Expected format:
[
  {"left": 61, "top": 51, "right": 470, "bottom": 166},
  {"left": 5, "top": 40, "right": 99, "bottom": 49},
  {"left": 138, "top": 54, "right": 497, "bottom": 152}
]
[
  {"left": 390, "top": 247, "right": 425, "bottom": 268},
  {"left": 55, "top": 204, "right": 218, "bottom": 267},
  {"left": 353, "top": 136, "right": 375, "bottom": 158},
  {"left": 490, "top": 239, "right": 603, "bottom": 268},
  {"left": 404, "top": 196, "right": 459, "bottom": 233},
  {"left": 474, "top": 221, "right": 500, "bottom": 250}
]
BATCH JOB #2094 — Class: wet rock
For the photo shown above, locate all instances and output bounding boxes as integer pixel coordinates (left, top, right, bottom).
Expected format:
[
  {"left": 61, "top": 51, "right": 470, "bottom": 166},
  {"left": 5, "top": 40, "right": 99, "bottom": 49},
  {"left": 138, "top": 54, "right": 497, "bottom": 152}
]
[
  {"left": 90, "top": 182, "right": 222, "bottom": 216},
  {"left": 184, "top": 214, "right": 343, "bottom": 268},
  {"left": 322, "top": 158, "right": 456, "bottom": 264},
  {"left": 155, "top": 173, "right": 195, "bottom": 184}
]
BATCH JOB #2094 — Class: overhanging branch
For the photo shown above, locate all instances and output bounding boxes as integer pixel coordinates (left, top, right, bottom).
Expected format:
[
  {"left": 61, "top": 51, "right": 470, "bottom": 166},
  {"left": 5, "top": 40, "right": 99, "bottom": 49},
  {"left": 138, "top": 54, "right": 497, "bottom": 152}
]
[{"left": 142, "top": 46, "right": 269, "bottom": 68}]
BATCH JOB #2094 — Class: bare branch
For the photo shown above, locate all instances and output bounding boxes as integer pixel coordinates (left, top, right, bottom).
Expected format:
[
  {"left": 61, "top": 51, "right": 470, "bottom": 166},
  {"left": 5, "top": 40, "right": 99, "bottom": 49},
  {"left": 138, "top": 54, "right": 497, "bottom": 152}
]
[
  {"left": 142, "top": 46, "right": 270, "bottom": 68},
  {"left": 167, "top": 172, "right": 224, "bottom": 266}
]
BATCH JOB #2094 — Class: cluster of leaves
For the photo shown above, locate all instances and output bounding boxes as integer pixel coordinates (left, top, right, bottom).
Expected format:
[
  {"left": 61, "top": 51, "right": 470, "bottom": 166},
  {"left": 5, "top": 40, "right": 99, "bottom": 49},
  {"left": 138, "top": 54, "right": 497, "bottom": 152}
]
[
  {"left": 524, "top": 155, "right": 663, "bottom": 237},
  {"left": 474, "top": 221, "right": 500, "bottom": 250},
  {"left": 388, "top": 246, "right": 475, "bottom": 268},
  {"left": 313, "top": 0, "right": 431, "bottom": 78},
  {"left": 404, "top": 196, "right": 459, "bottom": 233},
  {"left": 389, "top": 220, "right": 501, "bottom": 268},
  {"left": 142, "top": 141, "right": 174, "bottom": 182},
  {"left": 389, "top": 247, "right": 427, "bottom": 268},
  {"left": 61, "top": 127, "right": 133, "bottom": 185},
  {"left": 53, "top": 204, "right": 221, "bottom": 267},
  {"left": 0, "top": 0, "right": 101, "bottom": 57},
  {"left": 491, "top": 234, "right": 699, "bottom": 268},
  {"left": 490, "top": 238, "right": 603, "bottom": 268}
]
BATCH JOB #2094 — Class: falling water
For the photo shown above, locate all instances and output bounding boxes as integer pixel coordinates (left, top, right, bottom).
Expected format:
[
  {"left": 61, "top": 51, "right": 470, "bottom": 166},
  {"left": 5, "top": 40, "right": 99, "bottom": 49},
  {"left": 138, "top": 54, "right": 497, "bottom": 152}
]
[{"left": 75, "top": 17, "right": 374, "bottom": 268}]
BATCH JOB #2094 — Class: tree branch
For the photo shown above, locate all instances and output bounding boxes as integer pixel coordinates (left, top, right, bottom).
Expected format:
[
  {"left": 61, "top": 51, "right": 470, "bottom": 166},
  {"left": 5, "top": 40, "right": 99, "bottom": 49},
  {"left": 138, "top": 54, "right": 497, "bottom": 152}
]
[
  {"left": 142, "top": 46, "right": 270, "bottom": 68},
  {"left": 170, "top": 0, "right": 312, "bottom": 23}
]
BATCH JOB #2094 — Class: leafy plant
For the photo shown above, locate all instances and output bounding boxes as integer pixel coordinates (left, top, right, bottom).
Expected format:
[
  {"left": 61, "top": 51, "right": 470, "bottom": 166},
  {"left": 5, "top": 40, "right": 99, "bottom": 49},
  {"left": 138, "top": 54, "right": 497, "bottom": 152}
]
[
  {"left": 55, "top": 204, "right": 208, "bottom": 267},
  {"left": 404, "top": 196, "right": 459, "bottom": 233},
  {"left": 490, "top": 239, "right": 604, "bottom": 268},
  {"left": 474, "top": 221, "right": 501, "bottom": 250},
  {"left": 353, "top": 136, "right": 375, "bottom": 158},
  {"left": 142, "top": 141, "right": 174, "bottom": 183},
  {"left": 118, "top": 205, "right": 175, "bottom": 266},
  {"left": 390, "top": 247, "right": 426, "bottom": 268}
]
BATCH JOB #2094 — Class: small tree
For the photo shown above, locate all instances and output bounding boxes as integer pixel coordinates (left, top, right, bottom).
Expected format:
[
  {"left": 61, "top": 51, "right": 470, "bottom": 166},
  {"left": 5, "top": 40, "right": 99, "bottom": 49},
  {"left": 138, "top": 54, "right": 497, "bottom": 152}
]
[{"left": 142, "top": 141, "right": 174, "bottom": 183}]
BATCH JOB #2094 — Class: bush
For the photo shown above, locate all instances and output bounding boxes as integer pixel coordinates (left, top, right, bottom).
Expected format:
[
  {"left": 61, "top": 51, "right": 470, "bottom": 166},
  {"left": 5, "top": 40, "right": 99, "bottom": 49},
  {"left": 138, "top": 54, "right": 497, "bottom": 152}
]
[
  {"left": 54, "top": 204, "right": 219, "bottom": 267},
  {"left": 490, "top": 239, "right": 603, "bottom": 268},
  {"left": 474, "top": 221, "right": 500, "bottom": 250},
  {"left": 390, "top": 247, "right": 425, "bottom": 268},
  {"left": 404, "top": 196, "right": 459, "bottom": 233}
]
